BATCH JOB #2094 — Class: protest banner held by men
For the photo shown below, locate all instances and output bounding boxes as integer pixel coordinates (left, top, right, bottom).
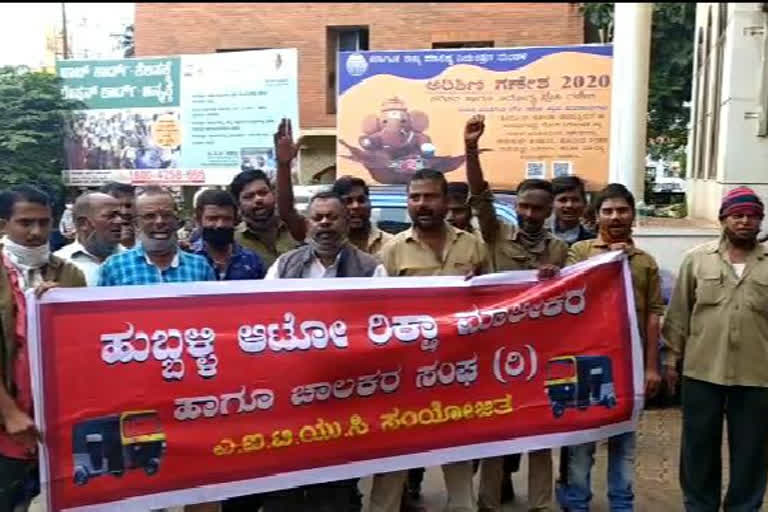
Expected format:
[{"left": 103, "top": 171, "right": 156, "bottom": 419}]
[{"left": 4, "top": 105, "right": 768, "bottom": 512}]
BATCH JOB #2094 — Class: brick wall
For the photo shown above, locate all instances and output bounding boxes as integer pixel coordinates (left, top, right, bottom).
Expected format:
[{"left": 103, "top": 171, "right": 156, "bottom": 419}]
[{"left": 136, "top": 3, "right": 584, "bottom": 129}]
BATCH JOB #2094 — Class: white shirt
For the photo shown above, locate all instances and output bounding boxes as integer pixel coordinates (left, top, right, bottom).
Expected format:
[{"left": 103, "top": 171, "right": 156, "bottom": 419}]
[
  {"left": 54, "top": 240, "right": 125, "bottom": 286},
  {"left": 265, "top": 250, "right": 388, "bottom": 280},
  {"left": 732, "top": 262, "right": 746, "bottom": 279}
]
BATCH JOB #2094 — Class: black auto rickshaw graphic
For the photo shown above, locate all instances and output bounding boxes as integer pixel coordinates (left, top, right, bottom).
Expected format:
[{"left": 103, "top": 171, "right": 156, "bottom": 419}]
[
  {"left": 545, "top": 356, "right": 617, "bottom": 418},
  {"left": 72, "top": 410, "right": 166, "bottom": 486}
]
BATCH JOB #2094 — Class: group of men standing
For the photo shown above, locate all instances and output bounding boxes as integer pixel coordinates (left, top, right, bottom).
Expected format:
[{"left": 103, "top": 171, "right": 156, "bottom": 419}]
[{"left": 0, "top": 114, "right": 766, "bottom": 512}]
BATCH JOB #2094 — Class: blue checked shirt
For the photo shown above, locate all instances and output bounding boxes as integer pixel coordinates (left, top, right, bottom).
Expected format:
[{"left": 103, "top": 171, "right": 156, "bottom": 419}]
[
  {"left": 190, "top": 239, "right": 265, "bottom": 281},
  {"left": 98, "top": 244, "right": 216, "bottom": 286}
]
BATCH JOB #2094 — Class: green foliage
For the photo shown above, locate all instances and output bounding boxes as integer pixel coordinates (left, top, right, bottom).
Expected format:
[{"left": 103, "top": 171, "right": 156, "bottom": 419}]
[
  {"left": 0, "top": 66, "right": 83, "bottom": 204},
  {"left": 582, "top": 3, "right": 695, "bottom": 160}
]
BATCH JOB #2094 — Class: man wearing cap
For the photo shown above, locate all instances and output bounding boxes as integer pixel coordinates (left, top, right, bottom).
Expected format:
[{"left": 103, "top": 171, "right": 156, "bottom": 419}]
[{"left": 664, "top": 187, "right": 768, "bottom": 511}]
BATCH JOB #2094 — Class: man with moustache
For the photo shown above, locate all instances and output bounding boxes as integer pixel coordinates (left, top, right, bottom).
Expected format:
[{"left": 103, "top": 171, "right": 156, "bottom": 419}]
[
  {"left": 663, "top": 187, "right": 768, "bottom": 512},
  {"left": 262, "top": 191, "right": 384, "bottom": 512},
  {"left": 0, "top": 185, "right": 85, "bottom": 511},
  {"left": 372, "top": 169, "right": 489, "bottom": 512},
  {"left": 100, "top": 182, "right": 137, "bottom": 249},
  {"left": 551, "top": 176, "right": 595, "bottom": 246},
  {"left": 558, "top": 183, "right": 664, "bottom": 512},
  {"left": 273, "top": 118, "right": 392, "bottom": 257},
  {"left": 464, "top": 115, "right": 567, "bottom": 512},
  {"left": 230, "top": 166, "right": 300, "bottom": 269},
  {"left": 55, "top": 192, "right": 124, "bottom": 286},
  {"left": 190, "top": 189, "right": 264, "bottom": 281},
  {"left": 446, "top": 182, "right": 476, "bottom": 234},
  {"left": 98, "top": 186, "right": 215, "bottom": 286}
]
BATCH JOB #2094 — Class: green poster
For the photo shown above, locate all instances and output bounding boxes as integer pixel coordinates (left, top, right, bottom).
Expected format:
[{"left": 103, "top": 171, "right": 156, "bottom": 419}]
[{"left": 57, "top": 57, "right": 181, "bottom": 109}]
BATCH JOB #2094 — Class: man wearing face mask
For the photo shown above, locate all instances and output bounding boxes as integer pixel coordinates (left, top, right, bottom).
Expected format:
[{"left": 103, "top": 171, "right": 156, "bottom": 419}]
[
  {"left": 190, "top": 189, "right": 264, "bottom": 281},
  {"left": 464, "top": 115, "right": 567, "bottom": 512},
  {"left": 97, "top": 186, "right": 215, "bottom": 286},
  {"left": 274, "top": 118, "right": 393, "bottom": 258},
  {"left": 262, "top": 191, "right": 383, "bottom": 512},
  {"left": 0, "top": 185, "right": 85, "bottom": 512},
  {"left": 54, "top": 192, "right": 124, "bottom": 286}
]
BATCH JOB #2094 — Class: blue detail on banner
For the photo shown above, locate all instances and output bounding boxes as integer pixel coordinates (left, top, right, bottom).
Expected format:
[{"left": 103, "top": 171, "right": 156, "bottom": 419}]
[{"left": 338, "top": 45, "right": 613, "bottom": 96}]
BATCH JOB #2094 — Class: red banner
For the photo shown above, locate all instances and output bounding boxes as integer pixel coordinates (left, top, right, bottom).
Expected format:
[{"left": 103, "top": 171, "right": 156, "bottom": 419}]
[{"left": 28, "top": 251, "right": 642, "bottom": 511}]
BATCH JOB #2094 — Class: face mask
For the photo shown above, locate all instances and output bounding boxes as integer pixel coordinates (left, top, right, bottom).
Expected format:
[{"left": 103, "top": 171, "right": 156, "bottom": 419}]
[
  {"left": 84, "top": 231, "right": 118, "bottom": 260},
  {"left": 202, "top": 227, "right": 235, "bottom": 248},
  {"left": 138, "top": 231, "right": 178, "bottom": 254},
  {"left": 2, "top": 236, "right": 50, "bottom": 268}
]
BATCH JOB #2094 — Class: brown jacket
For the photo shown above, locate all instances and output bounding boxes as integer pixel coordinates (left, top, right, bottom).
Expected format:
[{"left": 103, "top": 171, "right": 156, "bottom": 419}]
[{"left": 0, "top": 253, "right": 86, "bottom": 395}]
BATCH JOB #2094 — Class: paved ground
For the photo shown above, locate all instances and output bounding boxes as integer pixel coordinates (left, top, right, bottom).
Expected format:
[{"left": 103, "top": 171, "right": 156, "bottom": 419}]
[{"left": 360, "top": 406, "right": 767, "bottom": 511}]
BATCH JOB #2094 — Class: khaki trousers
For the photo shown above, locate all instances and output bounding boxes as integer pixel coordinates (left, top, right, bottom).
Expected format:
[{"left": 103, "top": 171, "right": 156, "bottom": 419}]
[
  {"left": 478, "top": 449, "right": 552, "bottom": 512},
  {"left": 370, "top": 461, "right": 476, "bottom": 512}
]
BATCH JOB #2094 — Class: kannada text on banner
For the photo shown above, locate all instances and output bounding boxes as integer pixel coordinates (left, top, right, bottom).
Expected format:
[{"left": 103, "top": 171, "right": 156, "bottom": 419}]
[
  {"left": 29, "top": 252, "right": 641, "bottom": 511},
  {"left": 56, "top": 49, "right": 299, "bottom": 187},
  {"left": 337, "top": 45, "right": 613, "bottom": 190}
]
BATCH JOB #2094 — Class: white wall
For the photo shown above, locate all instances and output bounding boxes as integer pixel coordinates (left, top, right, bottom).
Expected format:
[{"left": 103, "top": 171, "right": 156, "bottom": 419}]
[{"left": 686, "top": 3, "right": 768, "bottom": 227}]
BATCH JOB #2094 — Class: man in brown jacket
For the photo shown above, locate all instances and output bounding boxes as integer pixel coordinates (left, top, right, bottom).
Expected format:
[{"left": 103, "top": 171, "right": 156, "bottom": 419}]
[{"left": 0, "top": 185, "right": 85, "bottom": 511}]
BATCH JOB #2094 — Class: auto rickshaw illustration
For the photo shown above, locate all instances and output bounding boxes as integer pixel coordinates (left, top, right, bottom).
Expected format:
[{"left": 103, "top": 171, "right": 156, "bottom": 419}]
[
  {"left": 72, "top": 410, "right": 166, "bottom": 486},
  {"left": 545, "top": 356, "right": 617, "bottom": 418}
]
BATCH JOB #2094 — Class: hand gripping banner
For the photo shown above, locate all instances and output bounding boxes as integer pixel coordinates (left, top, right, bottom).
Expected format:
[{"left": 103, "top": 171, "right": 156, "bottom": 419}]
[{"left": 27, "top": 251, "right": 642, "bottom": 511}]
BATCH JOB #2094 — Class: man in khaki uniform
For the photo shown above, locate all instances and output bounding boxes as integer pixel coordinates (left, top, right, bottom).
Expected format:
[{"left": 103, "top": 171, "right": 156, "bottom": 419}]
[
  {"left": 464, "top": 116, "right": 566, "bottom": 512},
  {"left": 372, "top": 169, "right": 489, "bottom": 512},
  {"left": 663, "top": 187, "right": 768, "bottom": 511},
  {"left": 273, "top": 119, "right": 392, "bottom": 258},
  {"left": 558, "top": 184, "right": 664, "bottom": 512}
]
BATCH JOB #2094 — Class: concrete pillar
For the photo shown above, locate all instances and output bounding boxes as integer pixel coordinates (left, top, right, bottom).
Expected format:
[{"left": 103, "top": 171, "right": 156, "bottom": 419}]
[{"left": 608, "top": 3, "right": 653, "bottom": 203}]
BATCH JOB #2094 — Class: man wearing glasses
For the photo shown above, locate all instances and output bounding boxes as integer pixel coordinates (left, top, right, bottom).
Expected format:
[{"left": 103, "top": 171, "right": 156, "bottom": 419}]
[{"left": 98, "top": 186, "right": 215, "bottom": 286}]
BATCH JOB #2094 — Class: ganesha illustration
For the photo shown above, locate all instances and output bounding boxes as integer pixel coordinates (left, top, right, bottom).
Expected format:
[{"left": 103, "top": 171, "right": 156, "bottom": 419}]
[{"left": 339, "top": 97, "right": 487, "bottom": 184}]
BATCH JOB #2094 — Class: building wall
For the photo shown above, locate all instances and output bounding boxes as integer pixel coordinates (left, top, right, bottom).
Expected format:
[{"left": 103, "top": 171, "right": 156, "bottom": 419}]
[
  {"left": 136, "top": 3, "right": 584, "bottom": 182},
  {"left": 136, "top": 3, "right": 583, "bottom": 128},
  {"left": 687, "top": 3, "right": 768, "bottom": 227}
]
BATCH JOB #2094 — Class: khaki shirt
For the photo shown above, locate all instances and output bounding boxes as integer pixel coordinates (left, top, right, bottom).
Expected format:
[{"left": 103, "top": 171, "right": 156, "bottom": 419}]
[
  {"left": 352, "top": 225, "right": 393, "bottom": 258},
  {"left": 379, "top": 223, "right": 491, "bottom": 277},
  {"left": 569, "top": 238, "right": 664, "bottom": 345},
  {"left": 235, "top": 221, "right": 300, "bottom": 269},
  {"left": 469, "top": 188, "right": 568, "bottom": 271},
  {"left": 662, "top": 238, "right": 768, "bottom": 387}
]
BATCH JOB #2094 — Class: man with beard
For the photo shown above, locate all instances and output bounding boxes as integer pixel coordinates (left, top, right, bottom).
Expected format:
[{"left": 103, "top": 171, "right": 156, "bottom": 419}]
[
  {"left": 262, "top": 190, "right": 383, "bottom": 512},
  {"left": 663, "top": 187, "right": 768, "bottom": 512},
  {"left": 190, "top": 189, "right": 264, "bottom": 281},
  {"left": 372, "top": 169, "right": 489, "bottom": 512},
  {"left": 463, "top": 115, "right": 566, "bottom": 512},
  {"left": 230, "top": 167, "right": 300, "bottom": 269},
  {"left": 558, "top": 184, "right": 663, "bottom": 512},
  {"left": 551, "top": 176, "right": 595, "bottom": 246},
  {"left": 54, "top": 192, "right": 124, "bottom": 286},
  {"left": 97, "top": 186, "right": 215, "bottom": 286},
  {"left": 100, "top": 182, "right": 137, "bottom": 249},
  {"left": 273, "top": 118, "right": 392, "bottom": 257},
  {"left": 0, "top": 185, "right": 85, "bottom": 511}
]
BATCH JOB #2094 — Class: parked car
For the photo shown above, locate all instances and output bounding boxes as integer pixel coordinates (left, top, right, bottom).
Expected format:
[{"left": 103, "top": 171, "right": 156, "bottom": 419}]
[{"left": 292, "top": 184, "right": 518, "bottom": 234}]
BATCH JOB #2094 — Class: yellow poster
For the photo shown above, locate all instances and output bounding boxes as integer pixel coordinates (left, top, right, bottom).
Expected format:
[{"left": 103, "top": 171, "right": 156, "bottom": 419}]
[{"left": 337, "top": 45, "right": 612, "bottom": 190}]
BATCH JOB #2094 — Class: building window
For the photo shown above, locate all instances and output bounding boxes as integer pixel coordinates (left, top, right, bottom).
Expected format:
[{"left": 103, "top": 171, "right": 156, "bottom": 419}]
[
  {"left": 327, "top": 27, "right": 369, "bottom": 115},
  {"left": 432, "top": 41, "right": 494, "bottom": 49}
]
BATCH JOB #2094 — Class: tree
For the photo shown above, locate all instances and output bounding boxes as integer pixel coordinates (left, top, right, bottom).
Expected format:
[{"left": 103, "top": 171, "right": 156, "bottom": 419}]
[
  {"left": 582, "top": 3, "right": 696, "bottom": 160},
  {"left": 120, "top": 24, "right": 135, "bottom": 58},
  {"left": 0, "top": 66, "right": 83, "bottom": 206}
]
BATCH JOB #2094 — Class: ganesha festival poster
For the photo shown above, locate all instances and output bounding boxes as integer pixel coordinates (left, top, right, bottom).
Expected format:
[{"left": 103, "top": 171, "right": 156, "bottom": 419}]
[{"left": 336, "top": 45, "right": 613, "bottom": 190}]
